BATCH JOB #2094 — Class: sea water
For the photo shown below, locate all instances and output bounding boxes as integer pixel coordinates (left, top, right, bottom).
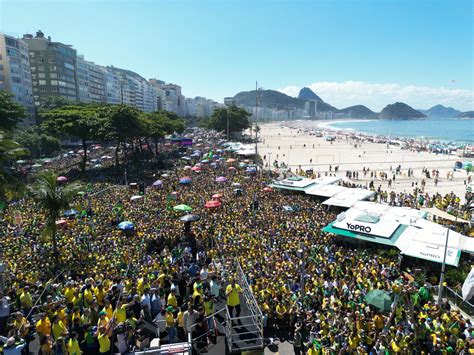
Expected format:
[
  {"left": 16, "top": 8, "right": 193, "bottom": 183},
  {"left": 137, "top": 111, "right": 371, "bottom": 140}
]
[{"left": 327, "top": 117, "right": 473, "bottom": 143}]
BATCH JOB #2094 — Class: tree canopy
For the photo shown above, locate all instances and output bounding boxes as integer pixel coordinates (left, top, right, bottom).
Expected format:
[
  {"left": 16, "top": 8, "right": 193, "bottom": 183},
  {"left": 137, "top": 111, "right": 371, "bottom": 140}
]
[
  {"left": 202, "top": 106, "right": 251, "bottom": 137},
  {"left": 0, "top": 90, "right": 26, "bottom": 131}
]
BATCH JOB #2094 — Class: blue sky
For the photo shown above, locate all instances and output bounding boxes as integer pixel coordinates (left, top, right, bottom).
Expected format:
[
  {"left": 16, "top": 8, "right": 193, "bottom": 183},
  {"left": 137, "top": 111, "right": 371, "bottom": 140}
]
[{"left": 1, "top": 0, "right": 472, "bottom": 110}]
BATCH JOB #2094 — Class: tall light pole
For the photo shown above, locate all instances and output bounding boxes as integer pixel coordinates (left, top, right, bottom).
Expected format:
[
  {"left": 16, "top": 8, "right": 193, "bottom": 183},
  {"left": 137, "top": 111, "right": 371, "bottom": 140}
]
[
  {"left": 297, "top": 244, "right": 305, "bottom": 310},
  {"left": 255, "top": 81, "right": 259, "bottom": 163}
]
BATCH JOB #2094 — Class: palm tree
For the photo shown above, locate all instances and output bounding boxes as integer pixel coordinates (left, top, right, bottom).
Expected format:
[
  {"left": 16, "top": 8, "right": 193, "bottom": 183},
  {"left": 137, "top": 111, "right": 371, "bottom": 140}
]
[{"left": 33, "top": 171, "right": 81, "bottom": 266}]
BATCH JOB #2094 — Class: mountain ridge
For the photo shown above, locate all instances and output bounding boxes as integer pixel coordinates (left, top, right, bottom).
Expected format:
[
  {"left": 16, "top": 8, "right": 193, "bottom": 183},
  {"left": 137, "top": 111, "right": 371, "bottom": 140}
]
[
  {"left": 379, "top": 102, "right": 426, "bottom": 119},
  {"left": 418, "top": 104, "right": 461, "bottom": 118}
]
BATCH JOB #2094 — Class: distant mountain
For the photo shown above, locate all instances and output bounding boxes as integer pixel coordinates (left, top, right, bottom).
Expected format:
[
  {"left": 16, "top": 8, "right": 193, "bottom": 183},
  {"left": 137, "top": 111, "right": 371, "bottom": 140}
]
[
  {"left": 379, "top": 102, "right": 426, "bottom": 119},
  {"left": 297, "top": 87, "right": 323, "bottom": 102},
  {"left": 418, "top": 104, "right": 461, "bottom": 118},
  {"left": 455, "top": 111, "right": 474, "bottom": 119},
  {"left": 337, "top": 105, "right": 377, "bottom": 118},
  {"left": 233, "top": 89, "right": 337, "bottom": 112}
]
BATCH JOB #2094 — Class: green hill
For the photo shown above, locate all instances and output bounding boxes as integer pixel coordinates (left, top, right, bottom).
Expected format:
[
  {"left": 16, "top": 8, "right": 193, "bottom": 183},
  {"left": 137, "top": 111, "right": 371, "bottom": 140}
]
[
  {"left": 379, "top": 102, "right": 426, "bottom": 119},
  {"left": 455, "top": 111, "right": 474, "bottom": 119},
  {"left": 233, "top": 89, "right": 337, "bottom": 112},
  {"left": 338, "top": 105, "right": 377, "bottom": 118}
]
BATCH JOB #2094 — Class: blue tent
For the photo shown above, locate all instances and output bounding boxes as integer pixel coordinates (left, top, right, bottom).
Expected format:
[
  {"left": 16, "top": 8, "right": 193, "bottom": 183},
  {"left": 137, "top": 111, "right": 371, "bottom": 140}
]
[{"left": 118, "top": 221, "right": 134, "bottom": 231}]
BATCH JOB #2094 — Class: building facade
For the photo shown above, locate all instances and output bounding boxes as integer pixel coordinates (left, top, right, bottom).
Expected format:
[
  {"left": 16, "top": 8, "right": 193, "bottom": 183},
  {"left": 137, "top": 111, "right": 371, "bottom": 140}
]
[
  {"left": 76, "top": 55, "right": 106, "bottom": 103},
  {"left": 22, "top": 30, "right": 78, "bottom": 106},
  {"left": 0, "top": 33, "right": 35, "bottom": 124}
]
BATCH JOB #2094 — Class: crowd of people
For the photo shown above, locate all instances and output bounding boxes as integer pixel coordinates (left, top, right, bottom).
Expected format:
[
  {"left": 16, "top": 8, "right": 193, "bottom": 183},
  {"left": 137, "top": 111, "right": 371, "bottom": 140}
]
[{"left": 0, "top": 134, "right": 473, "bottom": 354}]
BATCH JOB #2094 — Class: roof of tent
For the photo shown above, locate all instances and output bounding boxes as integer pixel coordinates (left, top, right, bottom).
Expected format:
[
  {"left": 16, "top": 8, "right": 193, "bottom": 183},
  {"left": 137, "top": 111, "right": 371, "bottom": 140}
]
[
  {"left": 305, "top": 182, "right": 346, "bottom": 197},
  {"left": 322, "top": 188, "right": 376, "bottom": 208}
]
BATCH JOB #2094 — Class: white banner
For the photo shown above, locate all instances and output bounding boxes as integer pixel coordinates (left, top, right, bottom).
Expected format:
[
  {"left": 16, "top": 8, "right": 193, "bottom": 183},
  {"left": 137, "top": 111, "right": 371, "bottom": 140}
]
[
  {"left": 333, "top": 218, "right": 400, "bottom": 238},
  {"left": 462, "top": 267, "right": 474, "bottom": 301}
]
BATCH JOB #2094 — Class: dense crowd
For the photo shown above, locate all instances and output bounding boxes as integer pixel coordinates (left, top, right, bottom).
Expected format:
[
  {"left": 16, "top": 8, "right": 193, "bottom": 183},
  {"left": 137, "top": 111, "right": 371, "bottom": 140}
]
[{"left": 0, "top": 137, "right": 473, "bottom": 354}]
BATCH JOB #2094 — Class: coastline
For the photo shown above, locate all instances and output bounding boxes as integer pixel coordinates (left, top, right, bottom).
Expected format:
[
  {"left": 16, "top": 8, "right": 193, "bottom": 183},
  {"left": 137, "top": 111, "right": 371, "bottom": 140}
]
[{"left": 258, "top": 121, "right": 472, "bottom": 202}]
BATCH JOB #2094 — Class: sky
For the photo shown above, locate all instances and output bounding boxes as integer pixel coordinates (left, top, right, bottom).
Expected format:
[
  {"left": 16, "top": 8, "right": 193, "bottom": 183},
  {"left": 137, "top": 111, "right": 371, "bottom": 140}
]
[{"left": 0, "top": 0, "right": 473, "bottom": 111}]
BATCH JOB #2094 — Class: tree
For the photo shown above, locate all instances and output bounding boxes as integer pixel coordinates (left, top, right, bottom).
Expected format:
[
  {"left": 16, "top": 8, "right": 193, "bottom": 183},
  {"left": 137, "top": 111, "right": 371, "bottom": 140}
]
[
  {"left": 203, "top": 106, "right": 250, "bottom": 138},
  {"left": 142, "top": 111, "right": 186, "bottom": 155},
  {"left": 41, "top": 105, "right": 101, "bottom": 172},
  {"left": 33, "top": 171, "right": 81, "bottom": 266},
  {"left": 16, "top": 127, "right": 60, "bottom": 158},
  {"left": 101, "top": 105, "right": 141, "bottom": 166},
  {"left": 0, "top": 131, "right": 29, "bottom": 204},
  {"left": 0, "top": 90, "right": 26, "bottom": 131}
]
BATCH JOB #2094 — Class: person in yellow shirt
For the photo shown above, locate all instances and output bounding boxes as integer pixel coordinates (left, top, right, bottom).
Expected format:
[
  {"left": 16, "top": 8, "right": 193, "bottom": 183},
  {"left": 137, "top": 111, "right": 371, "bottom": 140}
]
[
  {"left": 167, "top": 289, "right": 178, "bottom": 309},
  {"left": 226, "top": 279, "right": 242, "bottom": 318},
  {"left": 36, "top": 313, "right": 52, "bottom": 337},
  {"left": 51, "top": 315, "right": 68, "bottom": 341},
  {"left": 96, "top": 317, "right": 114, "bottom": 354},
  {"left": 165, "top": 306, "right": 176, "bottom": 343},
  {"left": 177, "top": 307, "right": 185, "bottom": 341},
  {"left": 97, "top": 310, "right": 110, "bottom": 328},
  {"left": 113, "top": 299, "right": 128, "bottom": 323},
  {"left": 19, "top": 286, "right": 33, "bottom": 311},
  {"left": 13, "top": 312, "right": 30, "bottom": 338},
  {"left": 102, "top": 299, "right": 114, "bottom": 319},
  {"left": 67, "top": 331, "right": 82, "bottom": 355},
  {"left": 94, "top": 284, "right": 106, "bottom": 307}
]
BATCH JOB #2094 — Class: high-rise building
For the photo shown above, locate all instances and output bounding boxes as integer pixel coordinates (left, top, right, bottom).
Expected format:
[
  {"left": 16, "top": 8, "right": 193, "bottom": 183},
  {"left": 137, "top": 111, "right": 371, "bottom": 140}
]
[
  {"left": 0, "top": 33, "right": 35, "bottom": 124},
  {"left": 149, "top": 79, "right": 165, "bottom": 110},
  {"left": 76, "top": 55, "right": 106, "bottom": 103},
  {"left": 161, "top": 83, "right": 185, "bottom": 116},
  {"left": 104, "top": 66, "right": 157, "bottom": 112},
  {"left": 22, "top": 30, "right": 78, "bottom": 106}
]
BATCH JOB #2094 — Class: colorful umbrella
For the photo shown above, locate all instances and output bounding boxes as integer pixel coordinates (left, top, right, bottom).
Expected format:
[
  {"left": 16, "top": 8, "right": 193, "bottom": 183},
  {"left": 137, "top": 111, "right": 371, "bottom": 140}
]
[
  {"left": 191, "top": 166, "right": 201, "bottom": 172},
  {"left": 57, "top": 176, "right": 68, "bottom": 182},
  {"left": 205, "top": 200, "right": 222, "bottom": 209},
  {"left": 226, "top": 158, "right": 236, "bottom": 163},
  {"left": 215, "top": 176, "right": 228, "bottom": 183},
  {"left": 179, "top": 214, "right": 200, "bottom": 222},
  {"left": 228, "top": 166, "right": 237, "bottom": 171},
  {"left": 179, "top": 177, "right": 192, "bottom": 184},
  {"left": 152, "top": 180, "right": 163, "bottom": 187},
  {"left": 365, "top": 290, "right": 393, "bottom": 312},
  {"left": 212, "top": 193, "right": 223, "bottom": 200},
  {"left": 55, "top": 219, "right": 68, "bottom": 227},
  {"left": 263, "top": 187, "right": 273, "bottom": 192},
  {"left": 130, "top": 195, "right": 143, "bottom": 201},
  {"left": 118, "top": 221, "right": 134, "bottom": 231},
  {"left": 63, "top": 209, "right": 78, "bottom": 217},
  {"left": 173, "top": 204, "right": 193, "bottom": 212}
]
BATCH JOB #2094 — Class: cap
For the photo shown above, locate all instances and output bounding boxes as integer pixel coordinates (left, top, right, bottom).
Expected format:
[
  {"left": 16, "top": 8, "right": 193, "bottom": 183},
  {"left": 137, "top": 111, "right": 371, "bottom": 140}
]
[{"left": 98, "top": 310, "right": 106, "bottom": 316}]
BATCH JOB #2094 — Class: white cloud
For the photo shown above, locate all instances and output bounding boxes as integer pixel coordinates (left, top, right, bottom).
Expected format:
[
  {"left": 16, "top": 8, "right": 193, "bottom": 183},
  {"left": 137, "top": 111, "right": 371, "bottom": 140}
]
[{"left": 278, "top": 81, "right": 474, "bottom": 112}]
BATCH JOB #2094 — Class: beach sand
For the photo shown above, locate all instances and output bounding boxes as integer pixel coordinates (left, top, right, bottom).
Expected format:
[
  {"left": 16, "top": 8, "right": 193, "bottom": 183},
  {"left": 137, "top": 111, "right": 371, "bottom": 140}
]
[{"left": 257, "top": 121, "right": 471, "bottom": 201}]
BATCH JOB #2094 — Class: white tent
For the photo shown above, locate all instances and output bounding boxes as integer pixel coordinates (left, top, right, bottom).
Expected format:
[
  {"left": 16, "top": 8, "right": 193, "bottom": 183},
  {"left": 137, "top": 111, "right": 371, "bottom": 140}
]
[
  {"left": 322, "top": 188, "right": 376, "bottom": 208},
  {"left": 305, "top": 183, "right": 346, "bottom": 197}
]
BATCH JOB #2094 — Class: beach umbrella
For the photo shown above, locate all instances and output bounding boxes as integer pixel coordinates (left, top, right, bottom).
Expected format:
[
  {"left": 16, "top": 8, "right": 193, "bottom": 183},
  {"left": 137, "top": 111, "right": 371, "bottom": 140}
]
[
  {"left": 63, "top": 209, "right": 78, "bottom": 217},
  {"left": 118, "top": 221, "right": 134, "bottom": 231},
  {"left": 183, "top": 165, "right": 192, "bottom": 171},
  {"left": 228, "top": 166, "right": 237, "bottom": 171},
  {"left": 55, "top": 219, "right": 68, "bottom": 227},
  {"left": 226, "top": 158, "right": 236, "bottom": 163},
  {"left": 283, "top": 205, "right": 294, "bottom": 212},
  {"left": 32, "top": 163, "right": 42, "bottom": 169},
  {"left": 161, "top": 173, "right": 169, "bottom": 178},
  {"left": 152, "top": 179, "right": 163, "bottom": 187},
  {"left": 173, "top": 204, "right": 193, "bottom": 212},
  {"left": 179, "top": 177, "right": 192, "bottom": 184},
  {"left": 130, "top": 195, "right": 143, "bottom": 202},
  {"left": 191, "top": 166, "right": 201, "bottom": 172},
  {"left": 215, "top": 176, "right": 228, "bottom": 183},
  {"left": 232, "top": 182, "right": 242, "bottom": 187},
  {"left": 212, "top": 193, "right": 223, "bottom": 200},
  {"left": 179, "top": 214, "right": 200, "bottom": 223},
  {"left": 201, "top": 159, "right": 210, "bottom": 164},
  {"left": 57, "top": 176, "right": 68, "bottom": 182},
  {"left": 365, "top": 290, "right": 392, "bottom": 312},
  {"left": 16, "top": 160, "right": 27, "bottom": 164},
  {"left": 205, "top": 200, "right": 222, "bottom": 209},
  {"left": 263, "top": 187, "right": 273, "bottom": 192},
  {"left": 239, "top": 162, "right": 247, "bottom": 168}
]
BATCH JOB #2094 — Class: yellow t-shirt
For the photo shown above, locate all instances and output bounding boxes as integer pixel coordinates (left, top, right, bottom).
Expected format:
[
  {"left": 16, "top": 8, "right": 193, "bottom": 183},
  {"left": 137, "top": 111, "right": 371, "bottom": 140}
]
[
  {"left": 98, "top": 332, "right": 110, "bottom": 353},
  {"left": 165, "top": 312, "right": 175, "bottom": 327},
  {"left": 167, "top": 293, "right": 178, "bottom": 308},
  {"left": 52, "top": 321, "right": 67, "bottom": 340},
  {"left": 114, "top": 305, "right": 127, "bottom": 323},
  {"left": 67, "top": 338, "right": 82, "bottom": 355},
  {"left": 177, "top": 311, "right": 184, "bottom": 327},
  {"left": 20, "top": 292, "right": 33, "bottom": 309},
  {"left": 36, "top": 318, "right": 51, "bottom": 336},
  {"left": 226, "top": 284, "right": 242, "bottom": 307}
]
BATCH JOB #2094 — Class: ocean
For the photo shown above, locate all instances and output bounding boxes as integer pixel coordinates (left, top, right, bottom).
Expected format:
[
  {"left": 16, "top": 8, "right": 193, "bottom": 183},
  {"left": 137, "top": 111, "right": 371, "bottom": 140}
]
[{"left": 326, "top": 117, "right": 474, "bottom": 143}]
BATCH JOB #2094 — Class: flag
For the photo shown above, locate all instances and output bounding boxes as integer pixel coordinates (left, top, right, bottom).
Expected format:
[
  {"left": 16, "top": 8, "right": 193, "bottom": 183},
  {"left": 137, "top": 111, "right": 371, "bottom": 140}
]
[{"left": 462, "top": 267, "right": 474, "bottom": 301}]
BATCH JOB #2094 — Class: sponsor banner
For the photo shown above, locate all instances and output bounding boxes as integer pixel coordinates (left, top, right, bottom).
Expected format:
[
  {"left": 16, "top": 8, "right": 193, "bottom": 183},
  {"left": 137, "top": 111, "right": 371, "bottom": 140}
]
[
  {"left": 402, "top": 242, "right": 460, "bottom": 266},
  {"left": 333, "top": 218, "right": 400, "bottom": 238}
]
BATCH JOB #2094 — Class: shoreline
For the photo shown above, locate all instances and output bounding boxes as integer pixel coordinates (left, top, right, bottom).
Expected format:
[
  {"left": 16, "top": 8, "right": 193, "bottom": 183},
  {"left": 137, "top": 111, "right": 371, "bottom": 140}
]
[
  {"left": 257, "top": 121, "right": 472, "bottom": 202},
  {"left": 271, "top": 118, "right": 473, "bottom": 144}
]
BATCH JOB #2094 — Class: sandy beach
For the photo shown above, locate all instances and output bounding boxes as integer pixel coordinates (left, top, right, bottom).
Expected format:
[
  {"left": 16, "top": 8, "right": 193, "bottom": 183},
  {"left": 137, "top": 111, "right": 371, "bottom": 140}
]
[{"left": 258, "top": 121, "right": 471, "bottom": 201}]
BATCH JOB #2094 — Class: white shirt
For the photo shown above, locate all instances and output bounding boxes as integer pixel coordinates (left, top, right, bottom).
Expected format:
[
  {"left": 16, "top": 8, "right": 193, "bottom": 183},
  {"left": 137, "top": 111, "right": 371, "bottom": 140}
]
[
  {"left": 200, "top": 268, "right": 208, "bottom": 281},
  {"left": 210, "top": 280, "right": 220, "bottom": 298},
  {"left": 0, "top": 296, "right": 10, "bottom": 317},
  {"left": 141, "top": 293, "right": 151, "bottom": 310}
]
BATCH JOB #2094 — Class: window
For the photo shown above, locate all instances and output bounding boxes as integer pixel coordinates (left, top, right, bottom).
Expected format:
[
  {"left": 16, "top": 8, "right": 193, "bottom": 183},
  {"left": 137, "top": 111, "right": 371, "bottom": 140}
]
[
  {"left": 0, "top": 65, "right": 3, "bottom": 71},
  {"left": 5, "top": 37, "right": 17, "bottom": 47},
  {"left": 12, "top": 77, "right": 21, "bottom": 84},
  {"left": 38, "top": 66, "right": 45, "bottom": 71},
  {"left": 38, "top": 80, "right": 46, "bottom": 85},
  {"left": 38, "top": 73, "right": 45, "bottom": 79},
  {"left": 64, "top": 62, "right": 74, "bottom": 70},
  {"left": 50, "top": 80, "right": 58, "bottom": 85},
  {"left": 50, "top": 66, "right": 57, "bottom": 71},
  {"left": 58, "top": 81, "right": 66, "bottom": 87},
  {"left": 50, "top": 73, "right": 57, "bottom": 78}
]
